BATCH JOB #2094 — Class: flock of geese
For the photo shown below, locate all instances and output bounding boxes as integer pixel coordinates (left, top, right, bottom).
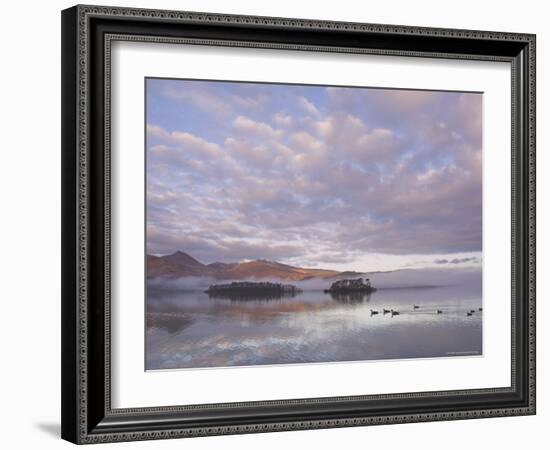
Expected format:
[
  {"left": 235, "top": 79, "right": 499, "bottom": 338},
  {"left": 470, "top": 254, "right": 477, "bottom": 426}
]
[{"left": 369, "top": 305, "right": 483, "bottom": 317}]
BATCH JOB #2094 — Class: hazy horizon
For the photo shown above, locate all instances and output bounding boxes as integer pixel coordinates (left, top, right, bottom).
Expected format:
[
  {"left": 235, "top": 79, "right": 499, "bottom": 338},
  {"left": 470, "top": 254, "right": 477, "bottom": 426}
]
[
  {"left": 148, "top": 248, "right": 482, "bottom": 274},
  {"left": 148, "top": 263, "right": 482, "bottom": 290}
]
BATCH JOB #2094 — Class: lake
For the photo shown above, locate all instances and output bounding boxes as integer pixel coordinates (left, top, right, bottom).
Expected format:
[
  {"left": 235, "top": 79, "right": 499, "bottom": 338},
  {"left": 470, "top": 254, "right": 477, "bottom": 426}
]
[{"left": 146, "top": 272, "right": 482, "bottom": 370}]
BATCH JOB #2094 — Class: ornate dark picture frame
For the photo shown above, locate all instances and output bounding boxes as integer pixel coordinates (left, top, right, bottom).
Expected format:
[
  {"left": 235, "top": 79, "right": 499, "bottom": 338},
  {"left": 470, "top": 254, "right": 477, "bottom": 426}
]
[{"left": 61, "top": 4, "right": 536, "bottom": 444}]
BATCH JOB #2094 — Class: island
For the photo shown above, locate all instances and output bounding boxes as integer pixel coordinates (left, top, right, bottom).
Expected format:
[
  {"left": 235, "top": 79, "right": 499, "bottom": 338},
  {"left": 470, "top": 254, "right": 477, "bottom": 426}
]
[
  {"left": 204, "top": 281, "right": 302, "bottom": 300},
  {"left": 324, "top": 278, "right": 377, "bottom": 294}
]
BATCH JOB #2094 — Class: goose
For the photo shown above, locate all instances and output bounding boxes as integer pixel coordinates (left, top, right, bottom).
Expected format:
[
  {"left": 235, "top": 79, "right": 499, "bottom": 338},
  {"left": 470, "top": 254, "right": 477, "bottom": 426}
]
[
  {"left": 436, "top": 310, "right": 443, "bottom": 314},
  {"left": 413, "top": 305, "right": 420, "bottom": 309},
  {"left": 478, "top": 307, "right": 483, "bottom": 312},
  {"left": 382, "top": 308, "right": 391, "bottom": 314},
  {"left": 469, "top": 309, "right": 476, "bottom": 314},
  {"left": 467, "top": 312, "right": 473, "bottom": 316},
  {"left": 391, "top": 309, "right": 400, "bottom": 316},
  {"left": 370, "top": 309, "right": 379, "bottom": 315}
]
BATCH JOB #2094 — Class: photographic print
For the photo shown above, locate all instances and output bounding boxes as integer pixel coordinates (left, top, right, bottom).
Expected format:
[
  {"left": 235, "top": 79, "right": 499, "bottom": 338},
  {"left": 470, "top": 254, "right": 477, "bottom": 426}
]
[{"left": 145, "top": 78, "right": 483, "bottom": 370}]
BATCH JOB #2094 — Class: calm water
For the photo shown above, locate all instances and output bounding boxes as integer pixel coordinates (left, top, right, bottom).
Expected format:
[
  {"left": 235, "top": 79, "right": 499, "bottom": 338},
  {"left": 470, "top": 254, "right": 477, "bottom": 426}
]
[{"left": 146, "top": 277, "right": 482, "bottom": 370}]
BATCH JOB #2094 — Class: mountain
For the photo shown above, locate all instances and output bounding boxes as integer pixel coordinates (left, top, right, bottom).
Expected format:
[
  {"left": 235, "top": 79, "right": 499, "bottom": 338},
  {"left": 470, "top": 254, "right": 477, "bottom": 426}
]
[
  {"left": 163, "top": 250, "right": 204, "bottom": 268},
  {"left": 146, "top": 251, "right": 364, "bottom": 281}
]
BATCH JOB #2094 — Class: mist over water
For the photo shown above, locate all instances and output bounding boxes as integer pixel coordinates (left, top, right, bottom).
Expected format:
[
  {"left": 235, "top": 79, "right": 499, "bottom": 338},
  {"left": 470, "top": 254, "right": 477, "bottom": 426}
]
[
  {"left": 147, "top": 266, "right": 481, "bottom": 291},
  {"left": 146, "top": 267, "right": 482, "bottom": 370}
]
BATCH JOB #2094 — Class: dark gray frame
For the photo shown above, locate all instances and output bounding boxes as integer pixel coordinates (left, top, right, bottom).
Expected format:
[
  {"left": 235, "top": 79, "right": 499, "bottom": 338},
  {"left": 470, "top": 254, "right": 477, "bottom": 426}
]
[{"left": 61, "top": 4, "right": 536, "bottom": 444}]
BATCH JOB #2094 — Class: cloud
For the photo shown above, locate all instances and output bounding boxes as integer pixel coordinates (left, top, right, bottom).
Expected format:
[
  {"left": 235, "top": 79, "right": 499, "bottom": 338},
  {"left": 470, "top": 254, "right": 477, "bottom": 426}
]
[
  {"left": 169, "top": 131, "right": 221, "bottom": 158},
  {"left": 434, "top": 257, "right": 480, "bottom": 265},
  {"left": 224, "top": 138, "right": 274, "bottom": 167},
  {"left": 232, "top": 116, "right": 282, "bottom": 139},
  {"left": 326, "top": 87, "right": 442, "bottom": 117},
  {"left": 146, "top": 79, "right": 483, "bottom": 268},
  {"left": 147, "top": 124, "right": 169, "bottom": 139},
  {"left": 313, "top": 119, "right": 332, "bottom": 136},
  {"left": 272, "top": 113, "right": 293, "bottom": 127},
  {"left": 230, "top": 93, "right": 270, "bottom": 111},
  {"left": 148, "top": 125, "right": 222, "bottom": 160},
  {"left": 289, "top": 131, "right": 324, "bottom": 152},
  {"left": 297, "top": 96, "right": 321, "bottom": 116},
  {"left": 159, "top": 81, "right": 233, "bottom": 116},
  {"left": 366, "top": 89, "right": 442, "bottom": 113},
  {"left": 314, "top": 113, "right": 401, "bottom": 166}
]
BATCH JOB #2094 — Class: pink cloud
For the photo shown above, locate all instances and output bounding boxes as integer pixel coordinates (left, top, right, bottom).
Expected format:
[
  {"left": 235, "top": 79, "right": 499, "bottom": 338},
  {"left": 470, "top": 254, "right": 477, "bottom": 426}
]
[{"left": 232, "top": 116, "right": 283, "bottom": 139}]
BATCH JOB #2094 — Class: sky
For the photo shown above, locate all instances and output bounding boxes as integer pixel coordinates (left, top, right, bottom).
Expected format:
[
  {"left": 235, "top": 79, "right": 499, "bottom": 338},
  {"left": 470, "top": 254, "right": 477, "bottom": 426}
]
[{"left": 146, "top": 78, "right": 482, "bottom": 272}]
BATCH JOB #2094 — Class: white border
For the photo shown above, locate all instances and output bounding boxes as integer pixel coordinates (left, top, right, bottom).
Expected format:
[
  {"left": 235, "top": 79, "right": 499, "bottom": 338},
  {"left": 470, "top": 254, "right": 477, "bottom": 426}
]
[{"left": 111, "top": 41, "right": 511, "bottom": 409}]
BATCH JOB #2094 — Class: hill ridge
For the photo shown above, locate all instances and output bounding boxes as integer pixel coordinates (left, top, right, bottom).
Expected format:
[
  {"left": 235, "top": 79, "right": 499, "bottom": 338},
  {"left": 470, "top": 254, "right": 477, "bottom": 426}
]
[{"left": 147, "top": 250, "right": 364, "bottom": 281}]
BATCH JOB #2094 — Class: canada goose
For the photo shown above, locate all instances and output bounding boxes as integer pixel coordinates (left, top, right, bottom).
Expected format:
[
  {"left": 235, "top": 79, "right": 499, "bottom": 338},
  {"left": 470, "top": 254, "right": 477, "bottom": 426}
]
[
  {"left": 370, "top": 309, "right": 379, "bottom": 315},
  {"left": 413, "top": 305, "right": 420, "bottom": 309},
  {"left": 391, "top": 309, "right": 400, "bottom": 316},
  {"left": 467, "top": 312, "right": 473, "bottom": 316},
  {"left": 469, "top": 309, "right": 476, "bottom": 314},
  {"left": 382, "top": 308, "right": 391, "bottom": 314},
  {"left": 436, "top": 310, "right": 443, "bottom": 314},
  {"left": 478, "top": 307, "right": 483, "bottom": 312}
]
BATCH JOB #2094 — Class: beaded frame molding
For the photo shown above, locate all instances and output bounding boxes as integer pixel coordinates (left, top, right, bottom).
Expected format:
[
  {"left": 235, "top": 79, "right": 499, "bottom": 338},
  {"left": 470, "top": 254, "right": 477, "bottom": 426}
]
[{"left": 61, "top": 4, "right": 536, "bottom": 444}]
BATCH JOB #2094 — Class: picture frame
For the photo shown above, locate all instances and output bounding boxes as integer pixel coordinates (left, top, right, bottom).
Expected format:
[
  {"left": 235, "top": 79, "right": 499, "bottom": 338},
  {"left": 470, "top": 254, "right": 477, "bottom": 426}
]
[{"left": 61, "top": 4, "right": 536, "bottom": 444}]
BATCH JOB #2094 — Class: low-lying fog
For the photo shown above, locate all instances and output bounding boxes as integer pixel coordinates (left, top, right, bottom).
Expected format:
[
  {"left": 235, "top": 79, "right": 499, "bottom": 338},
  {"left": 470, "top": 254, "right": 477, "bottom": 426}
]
[{"left": 147, "top": 266, "right": 482, "bottom": 292}]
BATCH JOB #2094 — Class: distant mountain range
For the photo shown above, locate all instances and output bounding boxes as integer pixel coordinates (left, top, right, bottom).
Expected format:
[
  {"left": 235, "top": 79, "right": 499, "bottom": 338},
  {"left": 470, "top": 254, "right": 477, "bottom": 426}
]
[{"left": 147, "top": 251, "right": 364, "bottom": 281}]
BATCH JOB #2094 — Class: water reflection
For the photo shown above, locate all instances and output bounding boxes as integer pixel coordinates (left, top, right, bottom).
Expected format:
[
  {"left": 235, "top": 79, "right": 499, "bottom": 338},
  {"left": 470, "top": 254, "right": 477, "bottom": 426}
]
[
  {"left": 329, "top": 291, "right": 372, "bottom": 304},
  {"left": 146, "top": 283, "right": 482, "bottom": 370},
  {"left": 206, "top": 291, "right": 300, "bottom": 302},
  {"left": 146, "top": 312, "right": 194, "bottom": 334}
]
